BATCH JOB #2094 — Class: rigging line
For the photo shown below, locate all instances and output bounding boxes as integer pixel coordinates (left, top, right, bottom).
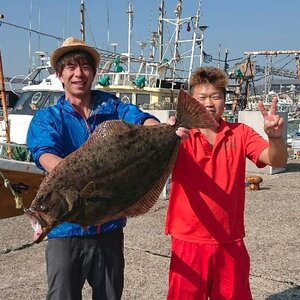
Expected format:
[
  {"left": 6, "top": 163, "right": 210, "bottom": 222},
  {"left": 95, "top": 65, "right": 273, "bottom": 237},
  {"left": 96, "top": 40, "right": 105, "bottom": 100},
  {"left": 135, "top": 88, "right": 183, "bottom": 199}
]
[
  {"left": 83, "top": 5, "right": 97, "bottom": 48},
  {"left": 274, "top": 56, "right": 295, "bottom": 72},
  {"left": 0, "top": 20, "right": 63, "bottom": 41},
  {"left": 247, "top": 57, "right": 257, "bottom": 97},
  {"left": 146, "top": 2, "right": 154, "bottom": 43},
  {"left": 212, "top": 57, "right": 244, "bottom": 63},
  {"left": 254, "top": 57, "right": 296, "bottom": 83},
  {"left": 1, "top": 17, "right": 172, "bottom": 68},
  {"left": 272, "top": 54, "right": 291, "bottom": 66}
]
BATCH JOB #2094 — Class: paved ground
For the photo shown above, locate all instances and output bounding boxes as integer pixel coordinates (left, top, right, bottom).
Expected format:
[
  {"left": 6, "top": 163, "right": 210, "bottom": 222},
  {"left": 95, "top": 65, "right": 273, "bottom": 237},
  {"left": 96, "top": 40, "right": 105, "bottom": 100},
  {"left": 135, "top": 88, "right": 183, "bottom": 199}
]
[{"left": 0, "top": 160, "right": 299, "bottom": 299}]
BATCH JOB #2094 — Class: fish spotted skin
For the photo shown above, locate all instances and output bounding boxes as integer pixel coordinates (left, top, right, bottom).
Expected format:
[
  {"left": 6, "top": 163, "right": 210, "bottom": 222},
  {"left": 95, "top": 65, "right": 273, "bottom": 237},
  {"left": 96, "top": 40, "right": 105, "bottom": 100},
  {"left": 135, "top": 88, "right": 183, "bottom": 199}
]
[{"left": 26, "top": 89, "right": 218, "bottom": 243}]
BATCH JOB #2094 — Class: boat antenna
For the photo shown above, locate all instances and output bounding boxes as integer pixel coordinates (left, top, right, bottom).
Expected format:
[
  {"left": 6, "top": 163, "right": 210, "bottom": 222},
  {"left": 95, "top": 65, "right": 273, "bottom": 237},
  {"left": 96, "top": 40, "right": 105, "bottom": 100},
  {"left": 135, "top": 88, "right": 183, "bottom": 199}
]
[
  {"left": 106, "top": 2, "right": 110, "bottom": 51},
  {"left": 197, "top": 0, "right": 203, "bottom": 12},
  {"left": 67, "top": 0, "right": 70, "bottom": 36},
  {"left": 28, "top": 0, "right": 33, "bottom": 72},
  {"left": 38, "top": 0, "right": 41, "bottom": 53}
]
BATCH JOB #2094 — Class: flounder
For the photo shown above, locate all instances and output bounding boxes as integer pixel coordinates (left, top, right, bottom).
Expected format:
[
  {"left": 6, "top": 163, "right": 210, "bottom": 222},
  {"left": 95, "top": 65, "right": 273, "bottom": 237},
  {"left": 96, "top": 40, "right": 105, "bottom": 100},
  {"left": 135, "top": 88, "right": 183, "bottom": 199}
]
[{"left": 25, "top": 89, "right": 218, "bottom": 243}]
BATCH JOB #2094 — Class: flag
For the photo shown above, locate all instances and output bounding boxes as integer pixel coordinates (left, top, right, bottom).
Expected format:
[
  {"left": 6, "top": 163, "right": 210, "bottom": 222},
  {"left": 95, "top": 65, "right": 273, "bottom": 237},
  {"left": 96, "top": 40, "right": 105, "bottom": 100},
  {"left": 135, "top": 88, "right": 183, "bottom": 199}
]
[{"left": 187, "top": 22, "right": 191, "bottom": 32}]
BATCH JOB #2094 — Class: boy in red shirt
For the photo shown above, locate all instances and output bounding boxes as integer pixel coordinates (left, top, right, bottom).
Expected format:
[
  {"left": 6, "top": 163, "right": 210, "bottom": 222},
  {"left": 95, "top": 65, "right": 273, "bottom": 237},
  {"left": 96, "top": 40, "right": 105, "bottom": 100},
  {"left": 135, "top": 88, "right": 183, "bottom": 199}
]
[{"left": 165, "top": 67, "right": 287, "bottom": 300}]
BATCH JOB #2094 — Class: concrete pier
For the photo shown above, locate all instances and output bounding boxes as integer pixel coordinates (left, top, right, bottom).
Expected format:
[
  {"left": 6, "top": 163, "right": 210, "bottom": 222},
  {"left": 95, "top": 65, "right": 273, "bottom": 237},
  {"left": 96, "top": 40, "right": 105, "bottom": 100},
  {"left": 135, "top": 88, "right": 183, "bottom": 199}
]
[{"left": 0, "top": 160, "right": 299, "bottom": 299}]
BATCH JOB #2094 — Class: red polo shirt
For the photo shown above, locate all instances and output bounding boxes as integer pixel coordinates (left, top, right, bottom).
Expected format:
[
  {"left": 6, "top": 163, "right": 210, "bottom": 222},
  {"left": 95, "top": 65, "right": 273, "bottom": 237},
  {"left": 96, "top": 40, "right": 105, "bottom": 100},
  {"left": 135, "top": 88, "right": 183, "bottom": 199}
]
[{"left": 165, "top": 120, "right": 269, "bottom": 244}]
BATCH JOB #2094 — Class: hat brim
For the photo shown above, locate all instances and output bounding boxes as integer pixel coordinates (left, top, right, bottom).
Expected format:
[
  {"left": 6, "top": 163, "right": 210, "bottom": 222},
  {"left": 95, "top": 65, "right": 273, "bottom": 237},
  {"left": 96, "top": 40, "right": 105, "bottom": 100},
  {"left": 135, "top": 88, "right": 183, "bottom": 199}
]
[{"left": 50, "top": 44, "right": 100, "bottom": 69}]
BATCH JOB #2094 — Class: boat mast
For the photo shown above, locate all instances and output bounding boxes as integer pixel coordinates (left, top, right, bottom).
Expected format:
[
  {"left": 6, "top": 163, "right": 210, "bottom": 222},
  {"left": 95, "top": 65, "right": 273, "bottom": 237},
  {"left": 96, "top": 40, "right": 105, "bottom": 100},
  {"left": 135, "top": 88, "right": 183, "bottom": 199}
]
[
  {"left": 244, "top": 50, "right": 300, "bottom": 101},
  {"left": 172, "top": 0, "right": 183, "bottom": 85},
  {"left": 188, "top": 8, "right": 200, "bottom": 80},
  {"left": 0, "top": 51, "right": 11, "bottom": 156},
  {"left": 158, "top": 0, "right": 164, "bottom": 63},
  {"left": 80, "top": 0, "right": 85, "bottom": 41},
  {"left": 127, "top": 2, "right": 133, "bottom": 75},
  {"left": 28, "top": 0, "right": 33, "bottom": 72}
]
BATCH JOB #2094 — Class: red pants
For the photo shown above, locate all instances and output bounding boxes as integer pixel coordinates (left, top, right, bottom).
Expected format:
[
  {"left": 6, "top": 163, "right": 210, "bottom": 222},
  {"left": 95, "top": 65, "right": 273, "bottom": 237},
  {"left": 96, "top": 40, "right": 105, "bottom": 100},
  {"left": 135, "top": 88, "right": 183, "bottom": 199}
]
[{"left": 167, "top": 237, "right": 252, "bottom": 300}]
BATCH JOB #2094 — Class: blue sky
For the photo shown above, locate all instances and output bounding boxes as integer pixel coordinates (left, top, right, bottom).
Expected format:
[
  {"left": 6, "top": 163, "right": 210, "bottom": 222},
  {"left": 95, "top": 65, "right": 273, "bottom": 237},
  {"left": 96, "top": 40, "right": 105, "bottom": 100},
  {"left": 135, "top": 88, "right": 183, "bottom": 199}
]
[{"left": 0, "top": 0, "right": 299, "bottom": 77}]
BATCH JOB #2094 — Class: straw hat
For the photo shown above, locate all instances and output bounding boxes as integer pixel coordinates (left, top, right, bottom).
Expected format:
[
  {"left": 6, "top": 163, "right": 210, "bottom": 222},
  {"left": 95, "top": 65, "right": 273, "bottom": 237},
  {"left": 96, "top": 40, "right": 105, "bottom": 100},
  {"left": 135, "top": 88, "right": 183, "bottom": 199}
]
[{"left": 50, "top": 37, "right": 100, "bottom": 69}]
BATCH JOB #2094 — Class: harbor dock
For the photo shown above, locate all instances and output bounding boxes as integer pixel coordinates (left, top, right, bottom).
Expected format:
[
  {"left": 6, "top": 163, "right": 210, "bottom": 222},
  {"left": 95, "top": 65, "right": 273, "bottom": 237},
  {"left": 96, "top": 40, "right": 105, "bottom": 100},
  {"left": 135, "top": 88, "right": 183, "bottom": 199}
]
[{"left": 0, "top": 160, "right": 299, "bottom": 299}]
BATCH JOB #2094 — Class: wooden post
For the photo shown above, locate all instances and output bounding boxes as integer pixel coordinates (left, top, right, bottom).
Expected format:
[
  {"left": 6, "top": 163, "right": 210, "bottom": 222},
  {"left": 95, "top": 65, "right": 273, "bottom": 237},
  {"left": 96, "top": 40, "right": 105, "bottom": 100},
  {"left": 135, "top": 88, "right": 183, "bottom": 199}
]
[{"left": 0, "top": 50, "right": 11, "bottom": 158}]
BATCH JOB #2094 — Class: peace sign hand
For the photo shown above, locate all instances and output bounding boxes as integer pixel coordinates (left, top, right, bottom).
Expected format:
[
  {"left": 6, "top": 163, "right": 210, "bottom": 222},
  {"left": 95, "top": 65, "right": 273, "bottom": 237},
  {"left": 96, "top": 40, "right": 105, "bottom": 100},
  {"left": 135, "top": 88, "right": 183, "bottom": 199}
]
[{"left": 258, "top": 98, "right": 284, "bottom": 138}]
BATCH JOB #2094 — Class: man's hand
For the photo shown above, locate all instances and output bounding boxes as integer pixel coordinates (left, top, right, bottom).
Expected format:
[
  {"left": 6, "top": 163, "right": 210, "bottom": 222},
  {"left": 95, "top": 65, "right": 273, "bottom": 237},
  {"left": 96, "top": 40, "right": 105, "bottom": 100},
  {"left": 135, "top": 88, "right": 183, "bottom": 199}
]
[
  {"left": 167, "top": 116, "right": 189, "bottom": 139},
  {"left": 257, "top": 97, "right": 287, "bottom": 167},
  {"left": 143, "top": 116, "right": 189, "bottom": 139},
  {"left": 258, "top": 98, "right": 284, "bottom": 138}
]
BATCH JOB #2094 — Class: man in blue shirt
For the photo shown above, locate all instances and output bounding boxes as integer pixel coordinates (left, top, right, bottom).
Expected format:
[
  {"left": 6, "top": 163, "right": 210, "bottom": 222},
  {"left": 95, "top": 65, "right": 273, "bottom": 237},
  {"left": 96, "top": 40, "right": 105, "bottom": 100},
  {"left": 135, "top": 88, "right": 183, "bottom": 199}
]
[{"left": 27, "top": 37, "right": 186, "bottom": 300}]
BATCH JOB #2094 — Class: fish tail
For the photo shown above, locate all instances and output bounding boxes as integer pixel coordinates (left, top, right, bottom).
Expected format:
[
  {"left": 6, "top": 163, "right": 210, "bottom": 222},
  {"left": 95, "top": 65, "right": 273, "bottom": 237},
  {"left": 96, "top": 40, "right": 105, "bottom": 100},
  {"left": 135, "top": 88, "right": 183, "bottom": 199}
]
[{"left": 176, "top": 89, "right": 219, "bottom": 129}]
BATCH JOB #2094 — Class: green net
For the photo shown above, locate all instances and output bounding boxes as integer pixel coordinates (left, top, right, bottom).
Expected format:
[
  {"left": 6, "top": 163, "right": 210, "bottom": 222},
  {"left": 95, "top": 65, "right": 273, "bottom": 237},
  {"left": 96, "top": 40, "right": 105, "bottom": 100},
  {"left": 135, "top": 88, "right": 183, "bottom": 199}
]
[{"left": 0, "top": 143, "right": 32, "bottom": 161}]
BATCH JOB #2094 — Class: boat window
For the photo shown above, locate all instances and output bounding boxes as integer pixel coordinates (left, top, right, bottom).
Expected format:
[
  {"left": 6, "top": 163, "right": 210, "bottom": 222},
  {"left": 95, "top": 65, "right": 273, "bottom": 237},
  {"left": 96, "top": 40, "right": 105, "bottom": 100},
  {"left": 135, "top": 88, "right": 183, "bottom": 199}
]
[
  {"left": 160, "top": 95, "right": 176, "bottom": 110},
  {"left": 136, "top": 93, "right": 150, "bottom": 108},
  {"left": 11, "top": 91, "right": 63, "bottom": 115},
  {"left": 12, "top": 91, "right": 46, "bottom": 114},
  {"left": 225, "top": 102, "right": 233, "bottom": 111},
  {"left": 44, "top": 92, "right": 64, "bottom": 107},
  {"left": 119, "top": 93, "right": 132, "bottom": 104}
]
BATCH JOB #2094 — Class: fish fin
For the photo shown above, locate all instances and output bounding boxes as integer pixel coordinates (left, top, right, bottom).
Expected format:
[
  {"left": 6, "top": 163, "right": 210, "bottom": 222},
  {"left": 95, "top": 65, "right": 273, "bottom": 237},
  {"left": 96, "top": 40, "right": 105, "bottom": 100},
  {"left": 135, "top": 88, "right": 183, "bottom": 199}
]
[
  {"left": 109, "top": 148, "right": 179, "bottom": 220},
  {"left": 176, "top": 89, "right": 219, "bottom": 129},
  {"left": 95, "top": 180, "right": 167, "bottom": 223},
  {"left": 93, "top": 120, "right": 137, "bottom": 138},
  {"left": 60, "top": 187, "right": 81, "bottom": 212},
  {"left": 80, "top": 181, "right": 97, "bottom": 199},
  {"left": 120, "top": 183, "right": 164, "bottom": 217}
]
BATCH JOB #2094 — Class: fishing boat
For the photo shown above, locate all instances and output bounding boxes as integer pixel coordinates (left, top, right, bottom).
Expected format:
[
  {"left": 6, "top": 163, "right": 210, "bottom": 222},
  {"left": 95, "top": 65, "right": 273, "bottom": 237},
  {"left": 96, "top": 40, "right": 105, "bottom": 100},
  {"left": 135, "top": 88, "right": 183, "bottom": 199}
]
[
  {"left": 94, "top": 0, "right": 207, "bottom": 109},
  {"left": 0, "top": 53, "right": 63, "bottom": 219},
  {"left": 0, "top": 0, "right": 208, "bottom": 218}
]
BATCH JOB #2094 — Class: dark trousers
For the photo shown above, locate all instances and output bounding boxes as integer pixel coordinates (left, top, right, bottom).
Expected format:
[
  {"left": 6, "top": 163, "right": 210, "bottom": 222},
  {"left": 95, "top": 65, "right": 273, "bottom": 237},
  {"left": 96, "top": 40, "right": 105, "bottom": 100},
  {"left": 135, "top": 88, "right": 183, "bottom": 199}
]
[{"left": 46, "top": 228, "right": 124, "bottom": 300}]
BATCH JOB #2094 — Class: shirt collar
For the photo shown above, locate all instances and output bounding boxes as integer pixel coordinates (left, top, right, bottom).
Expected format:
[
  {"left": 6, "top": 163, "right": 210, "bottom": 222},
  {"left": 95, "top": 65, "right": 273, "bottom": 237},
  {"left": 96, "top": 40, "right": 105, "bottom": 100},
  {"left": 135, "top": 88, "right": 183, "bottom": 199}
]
[{"left": 57, "top": 91, "right": 117, "bottom": 116}]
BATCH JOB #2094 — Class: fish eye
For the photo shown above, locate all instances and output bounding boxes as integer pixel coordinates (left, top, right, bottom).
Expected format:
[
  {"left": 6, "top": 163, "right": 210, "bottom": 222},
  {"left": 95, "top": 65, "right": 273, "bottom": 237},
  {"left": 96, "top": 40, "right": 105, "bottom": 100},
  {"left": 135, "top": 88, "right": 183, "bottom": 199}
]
[
  {"left": 32, "top": 204, "right": 49, "bottom": 212},
  {"left": 35, "top": 195, "right": 43, "bottom": 201},
  {"left": 40, "top": 205, "right": 49, "bottom": 212}
]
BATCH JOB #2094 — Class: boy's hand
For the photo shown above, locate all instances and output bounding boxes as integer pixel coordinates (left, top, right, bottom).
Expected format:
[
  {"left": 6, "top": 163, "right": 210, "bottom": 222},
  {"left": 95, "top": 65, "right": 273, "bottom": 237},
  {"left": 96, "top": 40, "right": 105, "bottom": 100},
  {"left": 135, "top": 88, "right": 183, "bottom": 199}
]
[
  {"left": 167, "top": 116, "right": 189, "bottom": 139},
  {"left": 258, "top": 98, "right": 284, "bottom": 138}
]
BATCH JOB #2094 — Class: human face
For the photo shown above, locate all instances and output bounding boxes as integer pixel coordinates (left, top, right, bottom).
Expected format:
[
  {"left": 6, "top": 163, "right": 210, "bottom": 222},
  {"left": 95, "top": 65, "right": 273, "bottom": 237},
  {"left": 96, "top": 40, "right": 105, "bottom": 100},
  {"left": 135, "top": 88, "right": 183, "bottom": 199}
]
[
  {"left": 191, "top": 83, "right": 225, "bottom": 122},
  {"left": 57, "top": 59, "right": 94, "bottom": 100}
]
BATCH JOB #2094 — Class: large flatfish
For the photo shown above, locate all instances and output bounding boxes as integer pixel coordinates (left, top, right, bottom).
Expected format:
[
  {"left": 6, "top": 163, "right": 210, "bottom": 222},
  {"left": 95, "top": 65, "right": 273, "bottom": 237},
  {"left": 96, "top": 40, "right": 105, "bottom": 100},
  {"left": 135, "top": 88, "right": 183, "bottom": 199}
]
[{"left": 25, "top": 89, "right": 218, "bottom": 243}]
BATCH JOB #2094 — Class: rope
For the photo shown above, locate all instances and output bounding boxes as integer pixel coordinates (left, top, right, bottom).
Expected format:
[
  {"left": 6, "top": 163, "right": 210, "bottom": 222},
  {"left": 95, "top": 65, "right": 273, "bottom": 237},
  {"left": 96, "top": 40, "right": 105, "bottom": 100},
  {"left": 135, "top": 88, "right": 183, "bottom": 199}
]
[{"left": 0, "top": 170, "right": 23, "bottom": 209}]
